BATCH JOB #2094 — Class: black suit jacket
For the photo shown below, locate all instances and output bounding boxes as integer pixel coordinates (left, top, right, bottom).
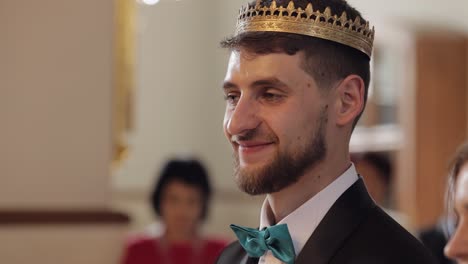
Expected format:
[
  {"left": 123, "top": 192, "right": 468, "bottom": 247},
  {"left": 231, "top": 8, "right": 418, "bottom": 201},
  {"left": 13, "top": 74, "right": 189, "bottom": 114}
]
[{"left": 216, "top": 178, "right": 437, "bottom": 264}]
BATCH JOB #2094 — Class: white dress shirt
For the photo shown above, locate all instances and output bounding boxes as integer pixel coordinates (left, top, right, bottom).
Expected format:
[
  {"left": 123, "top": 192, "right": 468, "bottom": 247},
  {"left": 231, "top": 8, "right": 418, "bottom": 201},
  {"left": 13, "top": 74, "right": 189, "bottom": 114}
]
[{"left": 257, "top": 164, "right": 359, "bottom": 264}]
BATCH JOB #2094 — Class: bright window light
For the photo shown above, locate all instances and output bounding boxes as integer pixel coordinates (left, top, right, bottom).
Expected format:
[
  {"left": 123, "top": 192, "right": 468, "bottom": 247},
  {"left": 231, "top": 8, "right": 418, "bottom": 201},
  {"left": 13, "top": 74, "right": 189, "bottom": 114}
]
[{"left": 142, "top": 0, "right": 160, "bottom": 5}]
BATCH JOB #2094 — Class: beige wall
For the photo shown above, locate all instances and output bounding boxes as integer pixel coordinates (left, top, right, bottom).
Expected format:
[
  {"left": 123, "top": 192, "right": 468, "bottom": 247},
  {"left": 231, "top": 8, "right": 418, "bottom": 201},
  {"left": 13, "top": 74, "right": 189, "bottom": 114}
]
[
  {"left": 1, "top": 0, "right": 114, "bottom": 208},
  {"left": 0, "top": 225, "right": 127, "bottom": 264},
  {"left": 0, "top": 0, "right": 128, "bottom": 263}
]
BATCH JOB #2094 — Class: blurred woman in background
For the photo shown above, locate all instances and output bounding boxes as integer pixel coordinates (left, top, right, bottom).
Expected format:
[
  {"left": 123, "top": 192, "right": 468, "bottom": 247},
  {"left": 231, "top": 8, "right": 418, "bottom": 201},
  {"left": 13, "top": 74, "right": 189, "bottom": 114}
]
[
  {"left": 122, "top": 158, "right": 226, "bottom": 264},
  {"left": 444, "top": 142, "right": 468, "bottom": 263}
]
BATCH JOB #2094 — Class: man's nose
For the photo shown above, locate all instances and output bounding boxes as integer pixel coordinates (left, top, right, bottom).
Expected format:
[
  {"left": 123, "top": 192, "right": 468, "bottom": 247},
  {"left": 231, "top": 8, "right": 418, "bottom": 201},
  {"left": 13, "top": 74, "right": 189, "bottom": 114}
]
[{"left": 225, "top": 96, "right": 260, "bottom": 137}]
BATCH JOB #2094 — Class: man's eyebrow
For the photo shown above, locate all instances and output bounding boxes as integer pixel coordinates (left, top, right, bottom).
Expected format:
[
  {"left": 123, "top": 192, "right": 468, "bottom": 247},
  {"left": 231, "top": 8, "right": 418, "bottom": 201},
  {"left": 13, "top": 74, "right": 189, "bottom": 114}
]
[
  {"left": 222, "top": 78, "right": 288, "bottom": 91},
  {"left": 222, "top": 81, "right": 237, "bottom": 90},
  {"left": 250, "top": 77, "right": 287, "bottom": 89}
]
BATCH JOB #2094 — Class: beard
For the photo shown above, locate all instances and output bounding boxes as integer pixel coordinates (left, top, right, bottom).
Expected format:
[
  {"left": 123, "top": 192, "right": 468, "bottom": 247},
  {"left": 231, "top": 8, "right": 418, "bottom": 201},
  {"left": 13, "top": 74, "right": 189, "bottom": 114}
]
[{"left": 233, "top": 106, "right": 328, "bottom": 195}]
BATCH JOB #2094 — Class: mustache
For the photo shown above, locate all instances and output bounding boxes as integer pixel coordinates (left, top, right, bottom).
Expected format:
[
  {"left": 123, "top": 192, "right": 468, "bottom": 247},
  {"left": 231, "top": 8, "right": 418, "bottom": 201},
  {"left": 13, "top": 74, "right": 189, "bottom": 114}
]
[
  {"left": 230, "top": 128, "right": 277, "bottom": 143},
  {"left": 230, "top": 129, "right": 257, "bottom": 143}
]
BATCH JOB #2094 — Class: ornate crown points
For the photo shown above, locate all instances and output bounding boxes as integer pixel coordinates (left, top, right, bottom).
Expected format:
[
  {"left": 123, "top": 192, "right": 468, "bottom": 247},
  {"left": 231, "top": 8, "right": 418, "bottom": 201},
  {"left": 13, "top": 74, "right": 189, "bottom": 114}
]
[{"left": 235, "top": 0, "right": 375, "bottom": 58}]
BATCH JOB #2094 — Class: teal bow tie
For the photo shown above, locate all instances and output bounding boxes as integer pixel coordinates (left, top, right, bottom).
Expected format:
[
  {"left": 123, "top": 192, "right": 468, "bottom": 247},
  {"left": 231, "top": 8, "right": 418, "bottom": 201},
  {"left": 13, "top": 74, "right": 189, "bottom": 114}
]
[{"left": 230, "top": 223, "right": 296, "bottom": 264}]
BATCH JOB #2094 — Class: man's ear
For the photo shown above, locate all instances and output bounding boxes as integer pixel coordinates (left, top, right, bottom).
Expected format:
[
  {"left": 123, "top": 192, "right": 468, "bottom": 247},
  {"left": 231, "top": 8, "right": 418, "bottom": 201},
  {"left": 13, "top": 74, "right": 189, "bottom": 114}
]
[{"left": 334, "top": 75, "right": 365, "bottom": 127}]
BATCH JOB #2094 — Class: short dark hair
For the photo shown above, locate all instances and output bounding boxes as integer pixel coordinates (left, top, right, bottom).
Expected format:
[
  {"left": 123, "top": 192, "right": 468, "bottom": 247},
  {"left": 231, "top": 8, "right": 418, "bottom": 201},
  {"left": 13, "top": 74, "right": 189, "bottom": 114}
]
[
  {"left": 150, "top": 158, "right": 212, "bottom": 220},
  {"left": 220, "top": 0, "right": 371, "bottom": 128}
]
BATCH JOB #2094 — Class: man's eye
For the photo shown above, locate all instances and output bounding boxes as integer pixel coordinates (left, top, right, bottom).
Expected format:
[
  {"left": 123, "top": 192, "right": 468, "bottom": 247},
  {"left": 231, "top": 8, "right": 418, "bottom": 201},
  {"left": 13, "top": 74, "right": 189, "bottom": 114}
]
[
  {"left": 262, "top": 92, "right": 282, "bottom": 101},
  {"left": 224, "top": 94, "right": 240, "bottom": 104}
]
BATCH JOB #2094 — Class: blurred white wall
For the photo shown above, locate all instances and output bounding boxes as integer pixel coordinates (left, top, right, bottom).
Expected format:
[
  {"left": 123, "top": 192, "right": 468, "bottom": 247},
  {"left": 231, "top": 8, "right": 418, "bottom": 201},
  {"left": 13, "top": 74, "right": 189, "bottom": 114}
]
[
  {"left": 113, "top": 0, "right": 231, "bottom": 191},
  {"left": 351, "top": 0, "right": 468, "bottom": 33}
]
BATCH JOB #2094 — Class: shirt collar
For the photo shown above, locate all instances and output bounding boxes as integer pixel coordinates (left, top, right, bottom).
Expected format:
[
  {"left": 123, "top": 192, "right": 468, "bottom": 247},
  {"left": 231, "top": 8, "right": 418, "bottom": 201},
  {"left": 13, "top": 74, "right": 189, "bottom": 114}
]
[{"left": 259, "top": 164, "right": 359, "bottom": 256}]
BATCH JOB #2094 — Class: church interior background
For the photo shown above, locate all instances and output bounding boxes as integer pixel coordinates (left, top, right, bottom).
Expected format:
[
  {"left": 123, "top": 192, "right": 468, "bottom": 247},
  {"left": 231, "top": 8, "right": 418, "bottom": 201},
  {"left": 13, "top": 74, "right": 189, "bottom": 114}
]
[{"left": 1, "top": 0, "right": 468, "bottom": 262}]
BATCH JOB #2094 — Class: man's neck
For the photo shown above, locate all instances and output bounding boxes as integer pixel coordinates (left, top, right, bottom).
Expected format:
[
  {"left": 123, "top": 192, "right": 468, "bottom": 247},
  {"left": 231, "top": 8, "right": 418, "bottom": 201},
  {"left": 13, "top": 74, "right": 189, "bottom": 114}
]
[{"left": 266, "top": 157, "right": 351, "bottom": 224}]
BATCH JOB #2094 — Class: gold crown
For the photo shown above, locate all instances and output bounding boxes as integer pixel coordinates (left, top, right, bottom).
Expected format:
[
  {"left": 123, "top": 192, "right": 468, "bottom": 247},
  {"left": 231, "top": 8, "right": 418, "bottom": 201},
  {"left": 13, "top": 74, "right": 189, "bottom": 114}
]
[{"left": 235, "top": 0, "right": 375, "bottom": 58}]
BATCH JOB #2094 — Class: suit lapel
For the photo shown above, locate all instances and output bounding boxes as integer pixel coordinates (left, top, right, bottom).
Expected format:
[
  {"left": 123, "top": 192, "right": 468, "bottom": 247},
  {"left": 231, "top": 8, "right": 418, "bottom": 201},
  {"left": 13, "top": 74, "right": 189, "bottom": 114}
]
[{"left": 295, "top": 178, "right": 375, "bottom": 264}]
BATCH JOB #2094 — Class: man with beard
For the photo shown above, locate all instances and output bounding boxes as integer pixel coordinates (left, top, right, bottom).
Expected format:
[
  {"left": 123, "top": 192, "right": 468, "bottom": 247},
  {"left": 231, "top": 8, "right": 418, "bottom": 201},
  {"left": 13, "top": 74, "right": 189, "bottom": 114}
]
[{"left": 216, "top": 0, "right": 437, "bottom": 264}]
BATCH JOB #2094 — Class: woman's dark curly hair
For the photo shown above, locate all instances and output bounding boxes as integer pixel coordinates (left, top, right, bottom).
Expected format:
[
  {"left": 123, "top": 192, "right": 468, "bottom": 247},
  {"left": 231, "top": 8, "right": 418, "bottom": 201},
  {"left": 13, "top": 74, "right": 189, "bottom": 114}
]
[{"left": 151, "top": 158, "right": 212, "bottom": 220}]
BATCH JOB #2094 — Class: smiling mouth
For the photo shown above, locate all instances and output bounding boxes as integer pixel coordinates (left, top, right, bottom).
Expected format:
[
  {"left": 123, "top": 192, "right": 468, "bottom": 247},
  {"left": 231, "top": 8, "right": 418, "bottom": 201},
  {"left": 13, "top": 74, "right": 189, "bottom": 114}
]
[
  {"left": 230, "top": 132, "right": 278, "bottom": 154},
  {"left": 235, "top": 142, "right": 274, "bottom": 154},
  {"left": 239, "top": 142, "right": 273, "bottom": 148}
]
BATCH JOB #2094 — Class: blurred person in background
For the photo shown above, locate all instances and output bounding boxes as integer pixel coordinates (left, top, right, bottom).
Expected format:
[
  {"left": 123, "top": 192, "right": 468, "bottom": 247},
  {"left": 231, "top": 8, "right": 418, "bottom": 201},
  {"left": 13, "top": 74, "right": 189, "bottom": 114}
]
[
  {"left": 352, "top": 152, "right": 392, "bottom": 207},
  {"left": 122, "top": 158, "right": 226, "bottom": 264},
  {"left": 443, "top": 142, "right": 468, "bottom": 263},
  {"left": 352, "top": 152, "right": 411, "bottom": 230}
]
